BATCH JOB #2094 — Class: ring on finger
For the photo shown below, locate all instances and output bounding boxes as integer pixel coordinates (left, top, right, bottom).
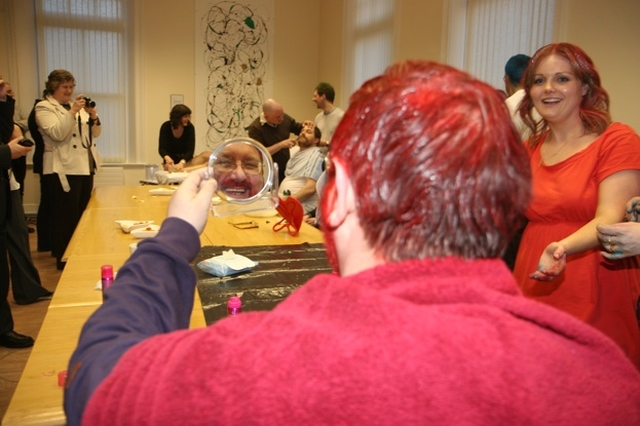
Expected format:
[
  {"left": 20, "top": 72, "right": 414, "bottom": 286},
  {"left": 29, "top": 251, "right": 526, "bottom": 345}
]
[
  {"left": 608, "top": 235, "right": 612, "bottom": 245},
  {"left": 609, "top": 243, "right": 617, "bottom": 253}
]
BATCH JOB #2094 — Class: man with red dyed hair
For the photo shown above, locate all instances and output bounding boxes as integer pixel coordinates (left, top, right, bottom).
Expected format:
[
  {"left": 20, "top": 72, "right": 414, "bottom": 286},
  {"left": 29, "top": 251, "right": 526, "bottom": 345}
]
[{"left": 65, "top": 61, "right": 640, "bottom": 425}]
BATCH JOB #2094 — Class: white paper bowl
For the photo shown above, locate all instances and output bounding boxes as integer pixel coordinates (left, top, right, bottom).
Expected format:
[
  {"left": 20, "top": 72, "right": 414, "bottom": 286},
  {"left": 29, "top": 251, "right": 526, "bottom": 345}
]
[
  {"left": 115, "top": 220, "right": 154, "bottom": 233},
  {"left": 131, "top": 224, "right": 160, "bottom": 238}
]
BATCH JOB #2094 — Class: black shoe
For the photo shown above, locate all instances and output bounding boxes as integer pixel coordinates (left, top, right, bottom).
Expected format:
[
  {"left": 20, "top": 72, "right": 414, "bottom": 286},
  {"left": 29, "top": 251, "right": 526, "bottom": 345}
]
[
  {"left": 0, "top": 330, "right": 34, "bottom": 348},
  {"left": 15, "top": 291, "right": 54, "bottom": 305}
]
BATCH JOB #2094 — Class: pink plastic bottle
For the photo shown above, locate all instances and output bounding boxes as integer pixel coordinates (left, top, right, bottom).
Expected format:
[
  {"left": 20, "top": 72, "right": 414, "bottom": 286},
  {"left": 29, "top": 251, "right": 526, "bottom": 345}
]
[
  {"left": 227, "top": 296, "right": 242, "bottom": 316},
  {"left": 101, "top": 264, "right": 114, "bottom": 301}
]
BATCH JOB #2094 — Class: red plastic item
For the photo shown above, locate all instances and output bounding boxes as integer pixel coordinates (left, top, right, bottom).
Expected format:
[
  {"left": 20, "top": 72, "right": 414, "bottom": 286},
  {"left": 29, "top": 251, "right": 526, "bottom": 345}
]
[
  {"left": 58, "top": 370, "right": 67, "bottom": 387},
  {"left": 273, "top": 196, "right": 304, "bottom": 236}
]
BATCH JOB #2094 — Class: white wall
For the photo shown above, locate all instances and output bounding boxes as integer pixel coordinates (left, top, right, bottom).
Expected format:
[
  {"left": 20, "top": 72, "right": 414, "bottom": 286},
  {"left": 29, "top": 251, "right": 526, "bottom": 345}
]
[{"left": 555, "top": 0, "right": 640, "bottom": 132}]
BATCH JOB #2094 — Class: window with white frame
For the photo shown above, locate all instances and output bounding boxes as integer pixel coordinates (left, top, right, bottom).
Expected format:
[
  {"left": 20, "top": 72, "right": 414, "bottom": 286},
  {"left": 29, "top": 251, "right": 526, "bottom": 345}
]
[
  {"left": 343, "top": 0, "right": 395, "bottom": 103},
  {"left": 447, "top": 0, "right": 556, "bottom": 90},
  {"left": 35, "top": 0, "right": 131, "bottom": 163}
]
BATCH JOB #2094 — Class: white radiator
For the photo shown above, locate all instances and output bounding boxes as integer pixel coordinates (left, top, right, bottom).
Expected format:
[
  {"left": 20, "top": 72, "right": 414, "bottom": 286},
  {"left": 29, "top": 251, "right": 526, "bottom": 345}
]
[{"left": 94, "top": 166, "right": 125, "bottom": 187}]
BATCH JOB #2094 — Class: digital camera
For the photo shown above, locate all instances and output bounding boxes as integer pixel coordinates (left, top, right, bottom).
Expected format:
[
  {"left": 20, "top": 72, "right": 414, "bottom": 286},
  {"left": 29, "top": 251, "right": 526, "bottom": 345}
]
[{"left": 83, "top": 97, "right": 96, "bottom": 108}]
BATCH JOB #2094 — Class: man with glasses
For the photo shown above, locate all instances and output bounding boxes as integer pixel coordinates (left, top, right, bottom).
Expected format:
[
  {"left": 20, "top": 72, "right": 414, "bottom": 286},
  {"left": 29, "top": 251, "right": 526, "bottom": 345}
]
[{"left": 212, "top": 142, "right": 264, "bottom": 200}]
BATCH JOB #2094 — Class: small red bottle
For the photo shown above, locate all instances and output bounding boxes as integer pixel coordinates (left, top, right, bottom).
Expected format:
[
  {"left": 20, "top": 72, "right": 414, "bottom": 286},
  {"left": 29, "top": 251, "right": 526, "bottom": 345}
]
[
  {"left": 227, "top": 296, "right": 242, "bottom": 316},
  {"left": 101, "top": 264, "right": 114, "bottom": 301}
]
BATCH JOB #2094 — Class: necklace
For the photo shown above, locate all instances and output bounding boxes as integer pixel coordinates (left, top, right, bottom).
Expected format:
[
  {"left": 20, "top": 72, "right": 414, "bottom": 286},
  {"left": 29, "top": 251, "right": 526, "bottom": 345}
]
[{"left": 538, "top": 130, "right": 584, "bottom": 169}]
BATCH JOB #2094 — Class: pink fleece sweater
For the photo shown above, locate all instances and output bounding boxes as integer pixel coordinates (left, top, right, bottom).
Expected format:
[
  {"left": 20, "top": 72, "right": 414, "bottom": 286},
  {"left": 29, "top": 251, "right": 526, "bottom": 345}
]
[{"left": 69, "top": 219, "right": 640, "bottom": 425}]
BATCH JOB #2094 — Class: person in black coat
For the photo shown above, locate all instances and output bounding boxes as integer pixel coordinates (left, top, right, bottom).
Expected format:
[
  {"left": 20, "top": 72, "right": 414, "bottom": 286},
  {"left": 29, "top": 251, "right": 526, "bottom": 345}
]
[{"left": 0, "top": 77, "right": 36, "bottom": 348}]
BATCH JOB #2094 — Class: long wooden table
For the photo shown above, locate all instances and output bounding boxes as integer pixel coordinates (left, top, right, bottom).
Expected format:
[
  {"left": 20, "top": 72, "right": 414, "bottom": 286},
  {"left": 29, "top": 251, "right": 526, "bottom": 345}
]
[{"left": 3, "top": 186, "right": 324, "bottom": 425}]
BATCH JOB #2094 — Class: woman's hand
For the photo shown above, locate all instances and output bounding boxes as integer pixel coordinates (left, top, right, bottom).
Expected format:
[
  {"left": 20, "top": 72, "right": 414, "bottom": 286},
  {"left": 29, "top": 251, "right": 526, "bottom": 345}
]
[
  {"left": 70, "top": 95, "right": 85, "bottom": 114},
  {"left": 174, "top": 160, "right": 186, "bottom": 172},
  {"left": 85, "top": 106, "right": 98, "bottom": 118},
  {"left": 163, "top": 156, "right": 175, "bottom": 172},
  {"left": 530, "top": 242, "right": 567, "bottom": 281},
  {"left": 597, "top": 222, "right": 640, "bottom": 259}
]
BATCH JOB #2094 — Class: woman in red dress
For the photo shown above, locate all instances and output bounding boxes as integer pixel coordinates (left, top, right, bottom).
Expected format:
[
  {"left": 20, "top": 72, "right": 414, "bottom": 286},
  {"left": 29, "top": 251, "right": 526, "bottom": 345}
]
[{"left": 513, "top": 43, "right": 640, "bottom": 368}]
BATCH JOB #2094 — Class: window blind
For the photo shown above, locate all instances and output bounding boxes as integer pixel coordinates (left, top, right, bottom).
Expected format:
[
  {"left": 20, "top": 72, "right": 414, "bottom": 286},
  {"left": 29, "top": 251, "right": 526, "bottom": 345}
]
[
  {"left": 465, "top": 0, "right": 555, "bottom": 89},
  {"left": 35, "top": 0, "right": 131, "bottom": 163}
]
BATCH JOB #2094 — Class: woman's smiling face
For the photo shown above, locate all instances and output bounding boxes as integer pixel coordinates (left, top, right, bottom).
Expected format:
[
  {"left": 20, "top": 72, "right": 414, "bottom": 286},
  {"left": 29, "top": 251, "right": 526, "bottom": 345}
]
[
  {"left": 52, "top": 80, "right": 76, "bottom": 105},
  {"left": 529, "top": 54, "right": 587, "bottom": 125}
]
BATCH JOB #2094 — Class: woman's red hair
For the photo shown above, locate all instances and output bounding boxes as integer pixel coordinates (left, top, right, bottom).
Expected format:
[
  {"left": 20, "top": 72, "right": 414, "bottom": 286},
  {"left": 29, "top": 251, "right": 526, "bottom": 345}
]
[{"left": 519, "top": 43, "right": 611, "bottom": 147}]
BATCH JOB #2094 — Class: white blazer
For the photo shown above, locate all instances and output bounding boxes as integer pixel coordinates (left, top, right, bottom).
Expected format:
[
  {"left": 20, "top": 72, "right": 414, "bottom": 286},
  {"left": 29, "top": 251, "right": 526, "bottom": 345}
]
[{"left": 35, "top": 95, "right": 102, "bottom": 192}]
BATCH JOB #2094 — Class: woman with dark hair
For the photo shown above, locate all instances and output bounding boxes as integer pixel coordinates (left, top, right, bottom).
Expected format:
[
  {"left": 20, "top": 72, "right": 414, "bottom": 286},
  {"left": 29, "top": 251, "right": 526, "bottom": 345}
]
[
  {"left": 158, "top": 104, "right": 210, "bottom": 172},
  {"left": 513, "top": 43, "right": 640, "bottom": 368},
  {"left": 35, "top": 69, "right": 102, "bottom": 270}
]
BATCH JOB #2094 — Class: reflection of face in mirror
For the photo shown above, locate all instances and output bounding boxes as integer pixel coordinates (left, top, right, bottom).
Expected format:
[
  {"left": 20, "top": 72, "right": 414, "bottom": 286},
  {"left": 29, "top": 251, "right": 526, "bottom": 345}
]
[{"left": 213, "top": 143, "right": 265, "bottom": 199}]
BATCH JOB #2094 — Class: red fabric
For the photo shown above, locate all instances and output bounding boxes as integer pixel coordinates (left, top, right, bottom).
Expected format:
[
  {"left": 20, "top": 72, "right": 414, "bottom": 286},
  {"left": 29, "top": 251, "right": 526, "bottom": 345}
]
[
  {"left": 83, "top": 258, "right": 640, "bottom": 425},
  {"left": 513, "top": 123, "right": 640, "bottom": 368}
]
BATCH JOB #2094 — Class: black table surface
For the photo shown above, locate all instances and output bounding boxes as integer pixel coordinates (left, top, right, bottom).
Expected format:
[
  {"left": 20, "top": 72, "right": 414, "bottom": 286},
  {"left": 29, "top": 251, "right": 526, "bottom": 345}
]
[{"left": 194, "top": 243, "right": 332, "bottom": 324}]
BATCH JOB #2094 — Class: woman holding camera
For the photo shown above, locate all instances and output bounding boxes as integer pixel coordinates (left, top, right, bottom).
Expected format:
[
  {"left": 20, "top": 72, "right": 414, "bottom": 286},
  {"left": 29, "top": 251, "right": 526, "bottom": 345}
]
[{"left": 35, "top": 69, "right": 102, "bottom": 270}]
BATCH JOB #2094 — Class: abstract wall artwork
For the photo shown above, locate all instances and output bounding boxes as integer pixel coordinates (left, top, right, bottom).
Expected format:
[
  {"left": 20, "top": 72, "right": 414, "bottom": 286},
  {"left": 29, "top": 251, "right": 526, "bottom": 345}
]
[{"left": 196, "top": 0, "right": 274, "bottom": 149}]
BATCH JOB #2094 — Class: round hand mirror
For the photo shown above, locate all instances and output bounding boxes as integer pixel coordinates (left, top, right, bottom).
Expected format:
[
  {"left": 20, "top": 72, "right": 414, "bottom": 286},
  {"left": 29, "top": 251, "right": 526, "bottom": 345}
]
[{"left": 207, "top": 137, "right": 279, "bottom": 216}]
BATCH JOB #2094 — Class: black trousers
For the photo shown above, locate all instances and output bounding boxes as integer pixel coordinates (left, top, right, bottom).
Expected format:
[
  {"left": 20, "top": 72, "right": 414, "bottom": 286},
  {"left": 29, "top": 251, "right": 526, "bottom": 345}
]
[
  {"left": 7, "top": 189, "right": 50, "bottom": 304},
  {"left": 0, "top": 181, "right": 13, "bottom": 334},
  {"left": 50, "top": 174, "right": 93, "bottom": 264},
  {"left": 37, "top": 173, "right": 55, "bottom": 252}
]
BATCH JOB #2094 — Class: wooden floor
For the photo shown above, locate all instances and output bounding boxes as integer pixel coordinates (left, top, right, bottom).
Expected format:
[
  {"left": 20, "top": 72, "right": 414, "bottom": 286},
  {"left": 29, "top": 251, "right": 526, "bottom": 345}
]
[{"left": 0, "top": 218, "right": 62, "bottom": 420}]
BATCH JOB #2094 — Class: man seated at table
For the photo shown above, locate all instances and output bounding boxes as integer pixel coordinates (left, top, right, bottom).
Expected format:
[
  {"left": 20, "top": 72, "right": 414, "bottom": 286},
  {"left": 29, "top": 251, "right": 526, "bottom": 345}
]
[
  {"left": 278, "top": 123, "right": 324, "bottom": 215},
  {"left": 64, "top": 61, "right": 640, "bottom": 425}
]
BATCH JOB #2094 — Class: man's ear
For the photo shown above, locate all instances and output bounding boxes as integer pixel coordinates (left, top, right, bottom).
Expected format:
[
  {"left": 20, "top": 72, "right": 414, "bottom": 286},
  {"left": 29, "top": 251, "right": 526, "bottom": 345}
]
[{"left": 324, "top": 159, "right": 355, "bottom": 229}]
